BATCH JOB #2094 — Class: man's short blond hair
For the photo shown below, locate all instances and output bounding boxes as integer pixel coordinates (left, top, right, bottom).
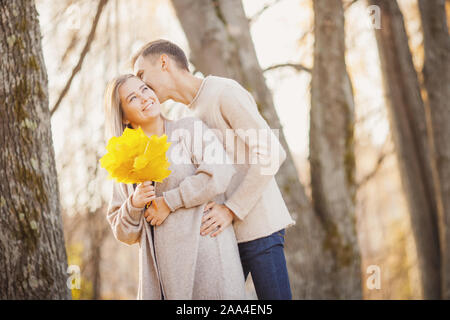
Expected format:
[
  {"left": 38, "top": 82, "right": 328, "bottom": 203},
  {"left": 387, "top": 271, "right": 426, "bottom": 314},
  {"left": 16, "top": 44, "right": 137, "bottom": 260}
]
[{"left": 130, "top": 39, "right": 189, "bottom": 71}]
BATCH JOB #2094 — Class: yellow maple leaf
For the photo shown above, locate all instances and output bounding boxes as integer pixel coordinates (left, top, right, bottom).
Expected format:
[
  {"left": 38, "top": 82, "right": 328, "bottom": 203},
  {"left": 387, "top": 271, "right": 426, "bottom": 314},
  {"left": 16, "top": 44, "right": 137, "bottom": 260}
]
[{"left": 99, "top": 127, "right": 171, "bottom": 184}]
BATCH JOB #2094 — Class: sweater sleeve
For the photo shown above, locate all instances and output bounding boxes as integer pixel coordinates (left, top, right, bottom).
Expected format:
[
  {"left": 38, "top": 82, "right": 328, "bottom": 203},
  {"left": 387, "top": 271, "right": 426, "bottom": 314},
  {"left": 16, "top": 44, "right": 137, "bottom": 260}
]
[
  {"left": 219, "top": 82, "right": 287, "bottom": 220},
  {"left": 106, "top": 181, "right": 144, "bottom": 246},
  {"left": 163, "top": 119, "right": 236, "bottom": 211}
]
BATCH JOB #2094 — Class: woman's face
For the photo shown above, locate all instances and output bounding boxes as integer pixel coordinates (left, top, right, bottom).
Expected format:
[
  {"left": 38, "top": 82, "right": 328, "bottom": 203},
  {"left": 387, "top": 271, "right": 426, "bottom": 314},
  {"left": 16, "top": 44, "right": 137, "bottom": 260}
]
[{"left": 119, "top": 77, "right": 161, "bottom": 127}]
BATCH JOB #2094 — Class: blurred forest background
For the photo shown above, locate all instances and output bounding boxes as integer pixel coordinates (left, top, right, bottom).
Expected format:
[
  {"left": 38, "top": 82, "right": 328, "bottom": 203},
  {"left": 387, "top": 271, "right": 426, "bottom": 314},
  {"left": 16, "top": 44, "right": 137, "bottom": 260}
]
[{"left": 1, "top": 0, "right": 449, "bottom": 299}]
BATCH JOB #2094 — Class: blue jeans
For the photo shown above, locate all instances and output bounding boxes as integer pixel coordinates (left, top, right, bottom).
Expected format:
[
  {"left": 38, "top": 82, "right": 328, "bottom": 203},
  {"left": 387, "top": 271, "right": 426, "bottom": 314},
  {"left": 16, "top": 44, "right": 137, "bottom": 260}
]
[{"left": 238, "top": 229, "right": 292, "bottom": 300}]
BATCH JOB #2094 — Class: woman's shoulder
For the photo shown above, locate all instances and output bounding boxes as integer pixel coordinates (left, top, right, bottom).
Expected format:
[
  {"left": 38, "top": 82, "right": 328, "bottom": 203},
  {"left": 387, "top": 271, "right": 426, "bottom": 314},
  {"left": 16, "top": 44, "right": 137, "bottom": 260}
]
[
  {"left": 169, "top": 116, "right": 207, "bottom": 132},
  {"left": 167, "top": 117, "right": 216, "bottom": 153}
]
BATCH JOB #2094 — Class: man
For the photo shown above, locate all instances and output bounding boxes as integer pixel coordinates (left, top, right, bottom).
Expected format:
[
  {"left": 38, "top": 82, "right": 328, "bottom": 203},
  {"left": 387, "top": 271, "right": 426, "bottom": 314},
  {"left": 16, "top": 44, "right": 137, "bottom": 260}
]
[{"left": 132, "top": 39, "right": 295, "bottom": 300}]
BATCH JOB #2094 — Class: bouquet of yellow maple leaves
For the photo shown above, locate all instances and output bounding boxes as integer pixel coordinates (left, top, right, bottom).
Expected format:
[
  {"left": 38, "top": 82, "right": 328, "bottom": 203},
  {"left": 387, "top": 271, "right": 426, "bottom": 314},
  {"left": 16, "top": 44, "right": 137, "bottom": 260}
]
[{"left": 99, "top": 126, "right": 171, "bottom": 208}]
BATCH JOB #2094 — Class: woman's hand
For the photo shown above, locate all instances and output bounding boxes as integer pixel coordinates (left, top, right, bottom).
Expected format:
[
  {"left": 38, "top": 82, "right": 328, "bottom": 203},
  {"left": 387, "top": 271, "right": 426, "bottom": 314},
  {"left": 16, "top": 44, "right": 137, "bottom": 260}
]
[
  {"left": 131, "top": 181, "right": 155, "bottom": 208},
  {"left": 144, "top": 196, "right": 171, "bottom": 226}
]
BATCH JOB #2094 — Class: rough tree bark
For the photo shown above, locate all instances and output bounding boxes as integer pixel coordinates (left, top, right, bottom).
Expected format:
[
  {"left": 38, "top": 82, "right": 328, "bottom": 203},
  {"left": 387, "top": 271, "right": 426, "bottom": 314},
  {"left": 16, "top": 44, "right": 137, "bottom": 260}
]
[
  {"left": 418, "top": 0, "right": 450, "bottom": 299},
  {"left": 170, "top": 0, "right": 357, "bottom": 298},
  {"left": 310, "top": 0, "right": 362, "bottom": 299},
  {"left": 0, "top": 0, "right": 71, "bottom": 299},
  {"left": 369, "top": 0, "right": 441, "bottom": 299}
]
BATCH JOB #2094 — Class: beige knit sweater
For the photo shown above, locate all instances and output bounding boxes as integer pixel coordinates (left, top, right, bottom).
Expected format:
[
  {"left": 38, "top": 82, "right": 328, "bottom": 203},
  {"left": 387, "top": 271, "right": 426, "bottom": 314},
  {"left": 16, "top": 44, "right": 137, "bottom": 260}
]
[
  {"left": 188, "top": 75, "right": 295, "bottom": 243},
  {"left": 106, "top": 117, "right": 246, "bottom": 299}
]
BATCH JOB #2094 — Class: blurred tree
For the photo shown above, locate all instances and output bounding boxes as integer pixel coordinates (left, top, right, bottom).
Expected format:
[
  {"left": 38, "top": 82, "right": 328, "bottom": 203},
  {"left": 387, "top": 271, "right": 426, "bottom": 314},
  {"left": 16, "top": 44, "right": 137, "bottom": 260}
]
[
  {"left": 170, "top": 0, "right": 364, "bottom": 298},
  {"left": 370, "top": 0, "right": 441, "bottom": 299},
  {"left": 50, "top": 0, "right": 108, "bottom": 116},
  {"left": 310, "top": 0, "right": 362, "bottom": 299},
  {"left": 0, "top": 0, "right": 71, "bottom": 299},
  {"left": 418, "top": 0, "right": 450, "bottom": 299}
]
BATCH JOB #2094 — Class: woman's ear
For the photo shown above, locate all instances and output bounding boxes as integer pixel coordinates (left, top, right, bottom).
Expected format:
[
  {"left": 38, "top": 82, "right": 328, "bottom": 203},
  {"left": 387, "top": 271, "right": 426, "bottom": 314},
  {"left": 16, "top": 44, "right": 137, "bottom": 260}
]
[
  {"left": 123, "top": 119, "right": 131, "bottom": 126},
  {"left": 123, "top": 121, "right": 133, "bottom": 129}
]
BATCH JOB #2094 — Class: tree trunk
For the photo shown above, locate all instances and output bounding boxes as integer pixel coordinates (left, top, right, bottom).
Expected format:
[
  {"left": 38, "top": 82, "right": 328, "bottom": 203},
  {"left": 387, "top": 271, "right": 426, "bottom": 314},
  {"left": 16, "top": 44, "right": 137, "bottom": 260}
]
[
  {"left": 369, "top": 0, "right": 441, "bottom": 299},
  {"left": 418, "top": 0, "right": 450, "bottom": 299},
  {"left": 171, "top": 0, "right": 334, "bottom": 298},
  {"left": 310, "top": 0, "right": 362, "bottom": 299},
  {"left": 0, "top": 0, "right": 71, "bottom": 299}
]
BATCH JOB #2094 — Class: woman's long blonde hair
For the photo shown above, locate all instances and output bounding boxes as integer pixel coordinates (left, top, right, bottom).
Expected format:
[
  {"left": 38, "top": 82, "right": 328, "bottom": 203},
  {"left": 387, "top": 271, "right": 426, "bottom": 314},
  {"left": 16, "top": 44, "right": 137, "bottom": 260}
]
[{"left": 103, "top": 74, "right": 136, "bottom": 140}]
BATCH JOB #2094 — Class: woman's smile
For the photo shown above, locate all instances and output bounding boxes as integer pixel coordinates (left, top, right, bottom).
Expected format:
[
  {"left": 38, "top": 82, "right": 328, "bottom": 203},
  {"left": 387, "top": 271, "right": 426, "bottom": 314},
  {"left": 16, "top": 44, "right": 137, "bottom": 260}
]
[{"left": 142, "top": 100, "right": 155, "bottom": 112}]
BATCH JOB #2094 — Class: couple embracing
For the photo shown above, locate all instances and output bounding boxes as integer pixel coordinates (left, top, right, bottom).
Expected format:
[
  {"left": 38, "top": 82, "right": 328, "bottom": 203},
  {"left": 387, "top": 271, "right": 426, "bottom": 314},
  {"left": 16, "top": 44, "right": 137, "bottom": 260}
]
[{"left": 104, "top": 40, "right": 295, "bottom": 300}]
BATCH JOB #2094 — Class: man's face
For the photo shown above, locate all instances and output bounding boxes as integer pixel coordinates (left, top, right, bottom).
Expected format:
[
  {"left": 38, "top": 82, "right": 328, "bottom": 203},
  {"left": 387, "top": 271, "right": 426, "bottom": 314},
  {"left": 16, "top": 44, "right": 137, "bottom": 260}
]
[{"left": 134, "top": 55, "right": 168, "bottom": 103}]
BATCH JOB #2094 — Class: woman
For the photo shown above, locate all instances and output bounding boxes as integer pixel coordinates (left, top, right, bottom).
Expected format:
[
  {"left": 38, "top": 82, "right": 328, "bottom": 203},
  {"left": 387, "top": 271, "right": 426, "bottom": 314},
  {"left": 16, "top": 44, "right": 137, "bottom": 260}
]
[{"left": 103, "top": 74, "right": 246, "bottom": 299}]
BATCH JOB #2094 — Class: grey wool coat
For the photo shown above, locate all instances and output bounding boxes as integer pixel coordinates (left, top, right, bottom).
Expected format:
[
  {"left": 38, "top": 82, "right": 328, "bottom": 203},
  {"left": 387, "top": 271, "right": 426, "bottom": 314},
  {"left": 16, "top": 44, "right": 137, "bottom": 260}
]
[{"left": 106, "top": 117, "right": 246, "bottom": 300}]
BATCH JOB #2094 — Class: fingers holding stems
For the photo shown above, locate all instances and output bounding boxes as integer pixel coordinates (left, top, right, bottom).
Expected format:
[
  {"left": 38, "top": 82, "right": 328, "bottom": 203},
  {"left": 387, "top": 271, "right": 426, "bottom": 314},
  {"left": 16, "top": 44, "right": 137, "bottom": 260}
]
[
  {"left": 144, "top": 196, "right": 170, "bottom": 227},
  {"left": 132, "top": 181, "right": 155, "bottom": 208}
]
